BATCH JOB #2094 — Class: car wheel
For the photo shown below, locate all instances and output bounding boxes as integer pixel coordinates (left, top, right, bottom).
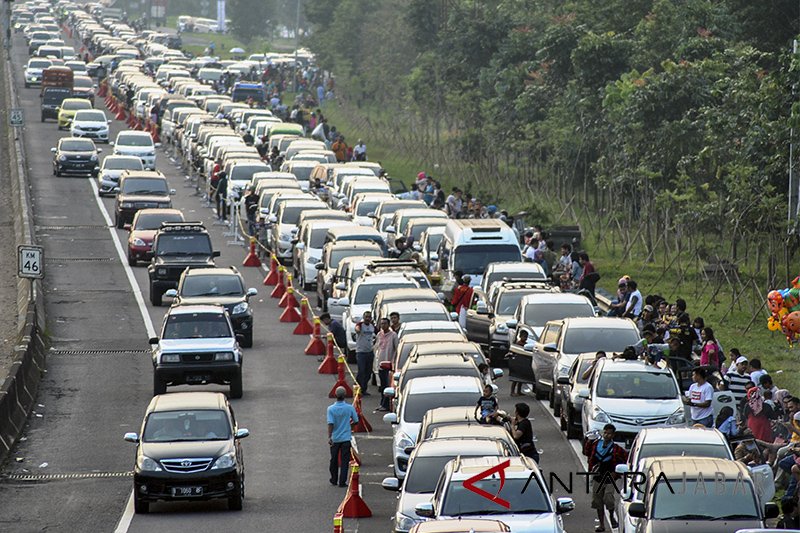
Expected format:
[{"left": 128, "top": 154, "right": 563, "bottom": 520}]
[
  {"left": 240, "top": 329, "right": 253, "bottom": 348},
  {"left": 153, "top": 374, "right": 166, "bottom": 396},
  {"left": 566, "top": 410, "right": 580, "bottom": 440},
  {"left": 115, "top": 213, "right": 124, "bottom": 230},
  {"left": 228, "top": 476, "right": 244, "bottom": 511},
  {"left": 127, "top": 252, "right": 137, "bottom": 267},
  {"left": 560, "top": 406, "right": 567, "bottom": 431},
  {"left": 150, "top": 285, "right": 163, "bottom": 307},
  {"left": 41, "top": 115, "right": 46, "bottom": 122},
  {"left": 549, "top": 388, "right": 556, "bottom": 409},
  {"left": 230, "top": 369, "right": 243, "bottom": 399},
  {"left": 24, "top": 82, "right": 29, "bottom": 88},
  {"left": 534, "top": 381, "right": 548, "bottom": 400},
  {"left": 133, "top": 495, "right": 149, "bottom": 514}
]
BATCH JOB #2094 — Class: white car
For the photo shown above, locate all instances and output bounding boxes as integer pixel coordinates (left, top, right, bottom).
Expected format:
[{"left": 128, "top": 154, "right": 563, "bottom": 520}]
[
  {"left": 268, "top": 198, "right": 327, "bottom": 262},
  {"left": 581, "top": 358, "right": 686, "bottom": 443},
  {"left": 97, "top": 156, "right": 145, "bottom": 196},
  {"left": 112, "top": 131, "right": 158, "bottom": 170},
  {"left": 336, "top": 275, "right": 419, "bottom": 353},
  {"left": 71, "top": 109, "right": 111, "bottom": 143},
  {"left": 292, "top": 219, "right": 355, "bottom": 291},
  {"left": 24, "top": 57, "right": 52, "bottom": 87},
  {"left": 383, "top": 375, "right": 483, "bottom": 479},
  {"left": 350, "top": 192, "right": 394, "bottom": 226}
]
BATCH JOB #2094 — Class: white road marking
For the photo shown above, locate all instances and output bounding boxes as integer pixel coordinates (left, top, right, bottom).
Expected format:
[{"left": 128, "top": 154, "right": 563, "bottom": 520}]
[{"left": 88, "top": 179, "right": 156, "bottom": 533}]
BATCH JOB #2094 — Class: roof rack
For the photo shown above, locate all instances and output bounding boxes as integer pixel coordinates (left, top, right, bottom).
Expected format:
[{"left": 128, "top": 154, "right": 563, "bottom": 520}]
[{"left": 159, "top": 221, "right": 206, "bottom": 232}]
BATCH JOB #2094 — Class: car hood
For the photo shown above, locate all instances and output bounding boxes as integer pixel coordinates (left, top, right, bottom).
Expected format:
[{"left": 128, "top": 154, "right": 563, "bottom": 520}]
[
  {"left": 177, "top": 295, "right": 245, "bottom": 308},
  {"left": 101, "top": 168, "right": 128, "bottom": 179},
  {"left": 443, "top": 512, "right": 560, "bottom": 532},
  {"left": 154, "top": 256, "right": 214, "bottom": 266},
  {"left": 130, "top": 230, "right": 157, "bottom": 242},
  {"left": 60, "top": 150, "right": 97, "bottom": 157},
  {"left": 398, "top": 491, "right": 434, "bottom": 520},
  {"left": 643, "top": 519, "right": 763, "bottom": 533},
  {"left": 119, "top": 194, "right": 170, "bottom": 203},
  {"left": 159, "top": 338, "right": 236, "bottom": 351},
  {"left": 594, "top": 397, "right": 682, "bottom": 417},
  {"left": 140, "top": 439, "right": 233, "bottom": 461}
]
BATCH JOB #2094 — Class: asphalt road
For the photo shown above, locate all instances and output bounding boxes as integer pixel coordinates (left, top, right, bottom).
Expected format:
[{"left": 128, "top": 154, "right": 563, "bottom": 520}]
[{"left": 0, "top": 28, "right": 595, "bottom": 533}]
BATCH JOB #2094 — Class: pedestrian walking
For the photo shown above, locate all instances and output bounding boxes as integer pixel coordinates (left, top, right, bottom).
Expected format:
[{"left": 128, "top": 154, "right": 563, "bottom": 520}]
[
  {"left": 354, "top": 311, "right": 376, "bottom": 396},
  {"left": 373, "top": 317, "right": 397, "bottom": 412},
  {"left": 451, "top": 275, "right": 473, "bottom": 329},
  {"left": 511, "top": 402, "right": 539, "bottom": 462},
  {"left": 327, "top": 386, "right": 358, "bottom": 487},
  {"left": 583, "top": 424, "right": 627, "bottom": 532}
]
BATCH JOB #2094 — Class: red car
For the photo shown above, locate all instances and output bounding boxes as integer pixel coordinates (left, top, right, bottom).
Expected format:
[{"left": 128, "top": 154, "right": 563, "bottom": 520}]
[{"left": 126, "top": 209, "right": 184, "bottom": 266}]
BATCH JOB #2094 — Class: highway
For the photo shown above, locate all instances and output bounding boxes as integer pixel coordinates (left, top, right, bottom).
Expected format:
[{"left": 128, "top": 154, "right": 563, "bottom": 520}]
[{"left": 0, "top": 27, "right": 594, "bottom": 533}]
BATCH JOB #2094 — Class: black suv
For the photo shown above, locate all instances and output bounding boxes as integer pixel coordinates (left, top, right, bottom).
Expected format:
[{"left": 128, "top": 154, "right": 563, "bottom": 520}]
[
  {"left": 147, "top": 222, "right": 219, "bottom": 306},
  {"left": 114, "top": 171, "right": 174, "bottom": 229},
  {"left": 50, "top": 137, "right": 101, "bottom": 177},
  {"left": 165, "top": 267, "right": 257, "bottom": 348},
  {"left": 41, "top": 87, "right": 71, "bottom": 122},
  {"left": 124, "top": 391, "right": 249, "bottom": 513}
]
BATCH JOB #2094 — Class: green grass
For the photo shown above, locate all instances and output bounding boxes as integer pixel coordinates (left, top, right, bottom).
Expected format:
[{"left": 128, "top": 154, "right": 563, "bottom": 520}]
[{"left": 316, "top": 97, "right": 800, "bottom": 393}]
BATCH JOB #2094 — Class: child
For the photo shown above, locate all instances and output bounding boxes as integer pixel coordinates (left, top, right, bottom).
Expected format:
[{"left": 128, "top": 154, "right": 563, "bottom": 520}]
[
  {"left": 475, "top": 384, "right": 500, "bottom": 424},
  {"left": 509, "top": 330, "right": 529, "bottom": 396},
  {"left": 478, "top": 363, "right": 493, "bottom": 387}
]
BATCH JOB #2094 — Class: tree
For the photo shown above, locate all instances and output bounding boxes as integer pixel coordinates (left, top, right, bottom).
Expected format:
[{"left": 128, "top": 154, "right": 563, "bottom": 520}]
[{"left": 229, "top": 0, "right": 272, "bottom": 42}]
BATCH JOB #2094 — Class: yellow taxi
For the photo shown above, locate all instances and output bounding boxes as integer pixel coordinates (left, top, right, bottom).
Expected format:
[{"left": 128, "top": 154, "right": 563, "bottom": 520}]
[{"left": 57, "top": 97, "right": 92, "bottom": 130}]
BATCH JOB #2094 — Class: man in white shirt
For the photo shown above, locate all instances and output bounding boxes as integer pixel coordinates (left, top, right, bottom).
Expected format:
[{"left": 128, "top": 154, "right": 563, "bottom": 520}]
[
  {"left": 445, "top": 188, "right": 463, "bottom": 217},
  {"left": 725, "top": 355, "right": 751, "bottom": 406},
  {"left": 749, "top": 358, "right": 767, "bottom": 386},
  {"left": 624, "top": 280, "right": 643, "bottom": 319},
  {"left": 352, "top": 139, "right": 367, "bottom": 161},
  {"left": 683, "top": 367, "right": 714, "bottom": 427}
]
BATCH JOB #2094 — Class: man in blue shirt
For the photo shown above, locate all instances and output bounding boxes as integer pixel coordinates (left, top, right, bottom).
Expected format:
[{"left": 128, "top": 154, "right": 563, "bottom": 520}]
[
  {"left": 320, "top": 313, "right": 347, "bottom": 351},
  {"left": 327, "top": 386, "right": 359, "bottom": 487}
]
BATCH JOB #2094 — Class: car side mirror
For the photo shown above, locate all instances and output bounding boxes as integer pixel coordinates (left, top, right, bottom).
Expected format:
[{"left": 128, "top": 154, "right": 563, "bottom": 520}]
[
  {"left": 436, "top": 292, "right": 444, "bottom": 301},
  {"left": 383, "top": 387, "right": 395, "bottom": 398},
  {"left": 334, "top": 282, "right": 346, "bottom": 291},
  {"left": 412, "top": 244, "right": 421, "bottom": 252},
  {"left": 107, "top": 119, "right": 113, "bottom": 124},
  {"left": 296, "top": 242, "right": 305, "bottom": 250},
  {"left": 523, "top": 342, "right": 535, "bottom": 352},
  {"left": 123, "top": 223, "right": 132, "bottom": 231},
  {"left": 627, "top": 501, "right": 646, "bottom": 518},
  {"left": 543, "top": 343, "right": 558, "bottom": 353},
  {"left": 97, "top": 148, "right": 103, "bottom": 153},
  {"left": 764, "top": 501, "right": 780, "bottom": 519},
  {"left": 383, "top": 412, "right": 397, "bottom": 424},
  {"left": 50, "top": 147, "right": 57, "bottom": 153},
  {"left": 414, "top": 502, "right": 434, "bottom": 518},
  {"left": 110, "top": 141, "right": 115, "bottom": 146},
  {"left": 557, "top": 376, "right": 570, "bottom": 385},
  {"left": 154, "top": 142, "right": 162, "bottom": 148},
  {"left": 315, "top": 262, "right": 324, "bottom": 270},
  {"left": 393, "top": 372, "right": 401, "bottom": 382},
  {"left": 385, "top": 226, "right": 396, "bottom": 234},
  {"left": 212, "top": 251, "right": 221, "bottom": 257},
  {"left": 381, "top": 477, "right": 400, "bottom": 491},
  {"left": 246, "top": 288, "right": 258, "bottom": 297},
  {"left": 169, "top": 189, "right": 176, "bottom": 195},
  {"left": 269, "top": 215, "right": 277, "bottom": 223},
  {"left": 164, "top": 289, "right": 178, "bottom": 298},
  {"left": 148, "top": 336, "right": 159, "bottom": 344},
  {"left": 449, "top": 312, "right": 458, "bottom": 321},
  {"left": 615, "top": 464, "right": 630, "bottom": 475},
  {"left": 506, "top": 319, "right": 518, "bottom": 329},
  {"left": 336, "top": 297, "right": 350, "bottom": 307},
  {"left": 578, "top": 389, "right": 590, "bottom": 399},
  {"left": 123, "top": 432, "right": 139, "bottom": 443},
  {"left": 492, "top": 368, "right": 504, "bottom": 379},
  {"left": 555, "top": 497, "right": 575, "bottom": 515},
  {"left": 367, "top": 212, "right": 376, "bottom": 218},
  {"left": 235, "top": 428, "right": 250, "bottom": 439},
  {"left": 475, "top": 301, "right": 488, "bottom": 314}
]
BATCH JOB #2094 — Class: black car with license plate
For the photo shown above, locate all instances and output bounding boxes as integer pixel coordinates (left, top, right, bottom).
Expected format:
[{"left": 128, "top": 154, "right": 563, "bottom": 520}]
[
  {"left": 41, "top": 87, "right": 72, "bottom": 122},
  {"left": 114, "top": 170, "right": 174, "bottom": 229},
  {"left": 147, "top": 222, "right": 219, "bottom": 306},
  {"left": 124, "top": 391, "right": 249, "bottom": 514},
  {"left": 50, "top": 137, "right": 101, "bottom": 177}
]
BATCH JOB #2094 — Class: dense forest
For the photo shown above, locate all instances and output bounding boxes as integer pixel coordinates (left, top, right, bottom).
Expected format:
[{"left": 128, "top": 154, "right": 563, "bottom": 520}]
[{"left": 304, "top": 0, "right": 800, "bottom": 283}]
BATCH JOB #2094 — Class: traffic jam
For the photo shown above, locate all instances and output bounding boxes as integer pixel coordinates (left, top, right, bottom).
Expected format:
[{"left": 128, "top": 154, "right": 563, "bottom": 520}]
[{"left": 9, "top": 1, "right": 788, "bottom": 533}]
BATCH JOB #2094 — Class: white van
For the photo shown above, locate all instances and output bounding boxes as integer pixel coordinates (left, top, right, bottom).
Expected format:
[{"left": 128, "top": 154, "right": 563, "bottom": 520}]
[{"left": 438, "top": 219, "right": 521, "bottom": 296}]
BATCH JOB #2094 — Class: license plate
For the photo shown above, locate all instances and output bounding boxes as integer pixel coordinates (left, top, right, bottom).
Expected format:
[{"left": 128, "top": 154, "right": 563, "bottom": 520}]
[
  {"left": 172, "top": 486, "right": 203, "bottom": 497},
  {"left": 186, "top": 374, "right": 210, "bottom": 384}
]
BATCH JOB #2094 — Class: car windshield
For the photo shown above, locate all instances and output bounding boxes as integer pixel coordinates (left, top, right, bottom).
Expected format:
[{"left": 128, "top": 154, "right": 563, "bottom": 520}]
[
  {"left": 230, "top": 165, "right": 268, "bottom": 182},
  {"left": 310, "top": 227, "right": 336, "bottom": 248},
  {"left": 122, "top": 178, "right": 168, "bottom": 195},
  {"left": 288, "top": 166, "right": 314, "bottom": 180},
  {"left": 105, "top": 158, "right": 143, "bottom": 171},
  {"left": 562, "top": 327, "right": 641, "bottom": 354},
  {"left": 156, "top": 234, "right": 212, "bottom": 256},
  {"left": 638, "top": 443, "right": 730, "bottom": 461},
  {"left": 409, "top": 222, "right": 443, "bottom": 240},
  {"left": 404, "top": 393, "right": 477, "bottom": 422},
  {"left": 406, "top": 454, "right": 489, "bottom": 494},
  {"left": 595, "top": 371, "right": 678, "bottom": 399},
  {"left": 453, "top": 245, "right": 521, "bottom": 275},
  {"left": 143, "top": 409, "right": 231, "bottom": 442},
  {"left": 182, "top": 275, "right": 244, "bottom": 297},
  {"left": 356, "top": 200, "right": 381, "bottom": 216},
  {"left": 442, "top": 477, "right": 551, "bottom": 515},
  {"left": 496, "top": 291, "right": 541, "bottom": 315},
  {"left": 134, "top": 213, "right": 183, "bottom": 230},
  {"left": 75, "top": 111, "right": 105, "bottom": 121},
  {"left": 651, "top": 480, "right": 758, "bottom": 520},
  {"left": 73, "top": 77, "right": 92, "bottom": 88},
  {"left": 117, "top": 135, "right": 154, "bottom": 147},
  {"left": 63, "top": 100, "right": 90, "bottom": 110},
  {"left": 522, "top": 302, "right": 595, "bottom": 326},
  {"left": 330, "top": 248, "right": 382, "bottom": 269},
  {"left": 60, "top": 140, "right": 95, "bottom": 151},
  {"left": 281, "top": 205, "right": 323, "bottom": 225},
  {"left": 162, "top": 312, "right": 231, "bottom": 339},
  {"left": 403, "top": 311, "right": 450, "bottom": 323},
  {"left": 422, "top": 233, "right": 443, "bottom": 252},
  {"left": 485, "top": 269, "right": 546, "bottom": 290},
  {"left": 29, "top": 60, "right": 50, "bottom": 68},
  {"left": 354, "top": 282, "right": 415, "bottom": 305}
]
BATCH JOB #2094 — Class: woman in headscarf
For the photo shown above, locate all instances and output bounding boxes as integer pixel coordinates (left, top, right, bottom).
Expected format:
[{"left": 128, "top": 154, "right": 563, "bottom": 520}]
[{"left": 742, "top": 386, "right": 774, "bottom": 442}]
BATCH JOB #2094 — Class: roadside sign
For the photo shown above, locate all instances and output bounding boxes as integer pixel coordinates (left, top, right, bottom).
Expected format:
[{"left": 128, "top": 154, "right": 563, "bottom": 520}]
[
  {"left": 18, "top": 245, "right": 44, "bottom": 279},
  {"left": 9, "top": 108, "right": 24, "bottom": 128}
]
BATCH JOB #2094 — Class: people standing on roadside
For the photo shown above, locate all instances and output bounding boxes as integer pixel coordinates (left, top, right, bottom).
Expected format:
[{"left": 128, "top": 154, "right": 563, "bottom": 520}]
[
  {"left": 749, "top": 358, "right": 768, "bottom": 385},
  {"left": 327, "top": 386, "right": 358, "bottom": 487},
  {"left": 683, "top": 367, "right": 714, "bottom": 427},
  {"left": 623, "top": 280, "right": 643, "bottom": 319},
  {"left": 584, "top": 424, "right": 627, "bottom": 532},
  {"left": 445, "top": 188, "right": 463, "bottom": 217},
  {"left": 724, "top": 354, "right": 751, "bottom": 406},
  {"left": 511, "top": 402, "right": 539, "bottom": 462},
  {"left": 389, "top": 311, "right": 402, "bottom": 333},
  {"left": 373, "top": 318, "right": 397, "bottom": 412},
  {"left": 320, "top": 312, "right": 347, "bottom": 352},
  {"left": 352, "top": 139, "right": 367, "bottom": 161},
  {"left": 451, "top": 275, "right": 473, "bottom": 329},
  {"left": 699, "top": 327, "right": 722, "bottom": 371},
  {"left": 332, "top": 135, "right": 348, "bottom": 162},
  {"left": 354, "top": 311, "right": 376, "bottom": 396},
  {"left": 214, "top": 170, "right": 228, "bottom": 221}
]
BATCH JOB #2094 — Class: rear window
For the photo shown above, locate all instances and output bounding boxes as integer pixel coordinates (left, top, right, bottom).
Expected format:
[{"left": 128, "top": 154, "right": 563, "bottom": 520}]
[
  {"left": 121, "top": 178, "right": 168, "bottom": 195},
  {"left": 330, "top": 248, "right": 382, "bottom": 269},
  {"left": 60, "top": 139, "right": 95, "bottom": 151},
  {"left": 62, "top": 100, "right": 91, "bottom": 110},
  {"left": 162, "top": 312, "right": 230, "bottom": 339},
  {"left": 133, "top": 212, "right": 183, "bottom": 230},
  {"left": 29, "top": 60, "right": 51, "bottom": 68},
  {"left": 104, "top": 158, "right": 143, "bottom": 171},
  {"left": 562, "top": 326, "right": 640, "bottom": 354}
]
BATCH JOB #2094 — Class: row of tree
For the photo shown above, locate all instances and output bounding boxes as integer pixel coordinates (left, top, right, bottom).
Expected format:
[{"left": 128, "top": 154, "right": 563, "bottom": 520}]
[{"left": 304, "top": 0, "right": 800, "bottom": 276}]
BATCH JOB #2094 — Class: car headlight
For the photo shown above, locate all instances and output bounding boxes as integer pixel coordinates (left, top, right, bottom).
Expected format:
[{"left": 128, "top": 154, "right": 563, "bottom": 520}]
[
  {"left": 161, "top": 353, "right": 180, "bottom": 363},
  {"left": 158, "top": 202, "right": 170, "bottom": 208},
  {"left": 591, "top": 406, "right": 611, "bottom": 424},
  {"left": 146, "top": 151, "right": 155, "bottom": 157},
  {"left": 121, "top": 202, "right": 133, "bottom": 208},
  {"left": 557, "top": 364, "right": 570, "bottom": 377},
  {"left": 157, "top": 267, "right": 167, "bottom": 276},
  {"left": 396, "top": 434, "right": 414, "bottom": 452},
  {"left": 395, "top": 512, "right": 419, "bottom": 531},
  {"left": 279, "top": 232, "right": 291, "bottom": 242},
  {"left": 132, "top": 238, "right": 147, "bottom": 247},
  {"left": 668, "top": 409, "right": 686, "bottom": 425},
  {"left": 214, "top": 352, "right": 234, "bottom": 361},
  {"left": 137, "top": 455, "right": 162, "bottom": 472},
  {"left": 495, "top": 323, "right": 508, "bottom": 334},
  {"left": 232, "top": 302, "right": 248, "bottom": 315},
  {"left": 211, "top": 452, "right": 235, "bottom": 470},
  {"left": 90, "top": 154, "right": 98, "bottom": 161},
  {"left": 58, "top": 155, "right": 67, "bottom": 161},
  {"left": 306, "top": 255, "right": 319, "bottom": 265}
]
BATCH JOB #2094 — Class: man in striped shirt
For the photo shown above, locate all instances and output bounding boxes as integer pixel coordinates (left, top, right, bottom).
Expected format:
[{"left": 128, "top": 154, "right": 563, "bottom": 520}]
[{"left": 725, "top": 354, "right": 752, "bottom": 408}]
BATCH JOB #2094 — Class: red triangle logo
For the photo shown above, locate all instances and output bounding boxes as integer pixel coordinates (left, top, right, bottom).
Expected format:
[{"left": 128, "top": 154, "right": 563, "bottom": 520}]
[{"left": 462, "top": 459, "right": 511, "bottom": 509}]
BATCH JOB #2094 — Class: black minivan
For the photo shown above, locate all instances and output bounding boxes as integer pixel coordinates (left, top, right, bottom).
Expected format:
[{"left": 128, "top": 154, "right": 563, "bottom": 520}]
[{"left": 41, "top": 87, "right": 72, "bottom": 122}]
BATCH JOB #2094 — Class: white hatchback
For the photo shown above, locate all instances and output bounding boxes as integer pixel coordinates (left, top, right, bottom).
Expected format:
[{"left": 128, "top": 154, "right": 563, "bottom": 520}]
[
  {"left": 112, "top": 131, "right": 158, "bottom": 170},
  {"left": 71, "top": 109, "right": 111, "bottom": 143}
]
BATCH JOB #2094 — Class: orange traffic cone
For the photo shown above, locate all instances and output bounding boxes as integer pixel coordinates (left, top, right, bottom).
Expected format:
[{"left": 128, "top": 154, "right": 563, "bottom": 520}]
[
  {"left": 338, "top": 463, "right": 372, "bottom": 518},
  {"left": 293, "top": 299, "right": 314, "bottom": 334},
  {"left": 318, "top": 334, "right": 338, "bottom": 373},
  {"left": 263, "top": 255, "right": 279, "bottom": 286},
  {"left": 351, "top": 388, "right": 372, "bottom": 433},
  {"left": 279, "top": 289, "right": 301, "bottom": 322},
  {"left": 328, "top": 356, "right": 353, "bottom": 397},
  {"left": 242, "top": 237, "right": 261, "bottom": 267},
  {"left": 270, "top": 267, "right": 286, "bottom": 298},
  {"left": 278, "top": 274, "right": 296, "bottom": 308},
  {"left": 305, "top": 318, "right": 326, "bottom": 355}
]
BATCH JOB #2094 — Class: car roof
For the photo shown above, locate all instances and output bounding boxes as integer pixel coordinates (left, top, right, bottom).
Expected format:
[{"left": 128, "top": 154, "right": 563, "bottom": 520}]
[
  {"left": 596, "top": 358, "right": 672, "bottom": 374},
  {"left": 376, "top": 288, "right": 440, "bottom": 300},
  {"left": 148, "top": 391, "right": 226, "bottom": 412},
  {"left": 355, "top": 275, "right": 413, "bottom": 286},
  {"left": 648, "top": 457, "right": 748, "bottom": 479},
  {"left": 520, "top": 292, "right": 591, "bottom": 304},
  {"left": 407, "top": 354, "right": 474, "bottom": 368},
  {"left": 328, "top": 241, "right": 382, "bottom": 251},
  {"left": 117, "top": 130, "right": 152, "bottom": 137},
  {"left": 121, "top": 171, "right": 166, "bottom": 180},
  {"left": 414, "top": 438, "right": 507, "bottom": 457},
  {"left": 409, "top": 519, "right": 511, "bottom": 533},
  {"left": 413, "top": 341, "right": 482, "bottom": 355},
  {"left": 406, "top": 375, "right": 482, "bottom": 394},
  {"left": 134, "top": 208, "right": 182, "bottom": 217},
  {"left": 184, "top": 267, "right": 240, "bottom": 277},
  {"left": 383, "top": 301, "right": 448, "bottom": 313},
  {"left": 638, "top": 427, "right": 728, "bottom": 445},
  {"left": 400, "top": 332, "right": 467, "bottom": 344},
  {"left": 557, "top": 316, "right": 637, "bottom": 329},
  {"left": 448, "top": 456, "right": 538, "bottom": 480},
  {"left": 167, "top": 304, "right": 226, "bottom": 315},
  {"left": 431, "top": 424, "right": 511, "bottom": 440},
  {"left": 423, "top": 406, "right": 475, "bottom": 424},
  {"left": 487, "top": 261, "right": 545, "bottom": 273}
]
